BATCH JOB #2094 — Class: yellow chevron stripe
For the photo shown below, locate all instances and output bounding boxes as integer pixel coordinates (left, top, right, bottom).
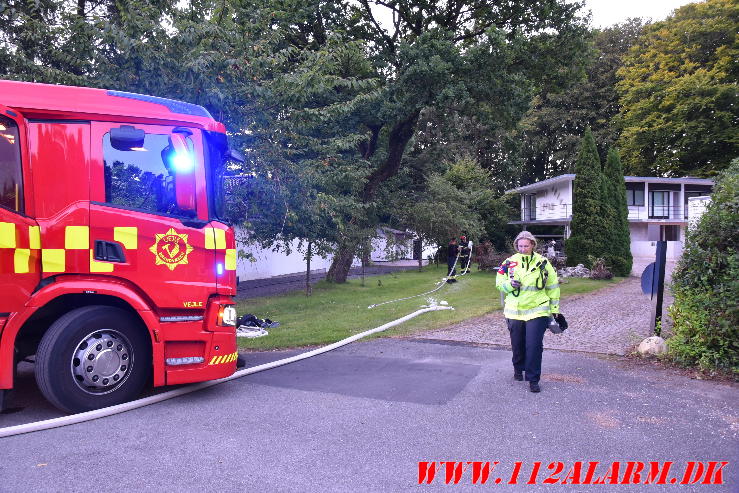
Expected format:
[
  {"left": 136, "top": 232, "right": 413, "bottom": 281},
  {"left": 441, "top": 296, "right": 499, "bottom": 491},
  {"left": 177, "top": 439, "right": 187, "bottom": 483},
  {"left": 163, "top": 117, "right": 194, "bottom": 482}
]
[{"left": 208, "top": 352, "right": 238, "bottom": 365}]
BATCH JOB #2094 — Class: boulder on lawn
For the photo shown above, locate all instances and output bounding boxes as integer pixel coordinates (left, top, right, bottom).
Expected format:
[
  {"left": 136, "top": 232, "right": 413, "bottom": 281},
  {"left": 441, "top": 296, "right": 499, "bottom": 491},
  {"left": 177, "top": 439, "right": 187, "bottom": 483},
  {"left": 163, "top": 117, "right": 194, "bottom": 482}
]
[{"left": 638, "top": 336, "right": 667, "bottom": 355}]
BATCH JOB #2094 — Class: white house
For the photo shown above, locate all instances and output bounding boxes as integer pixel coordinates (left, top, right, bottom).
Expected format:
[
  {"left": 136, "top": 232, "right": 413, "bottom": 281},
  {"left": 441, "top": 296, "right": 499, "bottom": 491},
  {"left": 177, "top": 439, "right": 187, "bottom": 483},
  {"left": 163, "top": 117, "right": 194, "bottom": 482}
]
[{"left": 506, "top": 174, "right": 714, "bottom": 261}]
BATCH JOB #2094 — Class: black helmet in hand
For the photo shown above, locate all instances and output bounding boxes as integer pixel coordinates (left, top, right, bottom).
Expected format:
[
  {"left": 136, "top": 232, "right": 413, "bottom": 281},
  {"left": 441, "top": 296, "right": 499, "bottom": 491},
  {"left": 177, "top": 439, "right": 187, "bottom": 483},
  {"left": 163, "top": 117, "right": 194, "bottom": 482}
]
[{"left": 549, "top": 313, "right": 568, "bottom": 333}]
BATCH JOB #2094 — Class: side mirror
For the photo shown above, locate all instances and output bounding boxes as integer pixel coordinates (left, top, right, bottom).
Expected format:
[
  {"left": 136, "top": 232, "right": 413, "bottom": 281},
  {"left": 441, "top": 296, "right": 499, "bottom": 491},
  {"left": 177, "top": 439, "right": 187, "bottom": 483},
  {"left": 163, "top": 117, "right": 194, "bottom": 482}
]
[
  {"left": 225, "top": 148, "right": 245, "bottom": 163},
  {"left": 167, "top": 132, "right": 197, "bottom": 213},
  {"left": 110, "top": 125, "right": 145, "bottom": 151}
]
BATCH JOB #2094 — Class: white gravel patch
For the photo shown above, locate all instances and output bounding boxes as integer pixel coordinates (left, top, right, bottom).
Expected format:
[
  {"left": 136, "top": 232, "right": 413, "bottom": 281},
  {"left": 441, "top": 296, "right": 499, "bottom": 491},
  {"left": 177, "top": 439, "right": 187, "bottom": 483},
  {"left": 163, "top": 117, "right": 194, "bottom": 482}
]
[{"left": 412, "top": 275, "right": 675, "bottom": 356}]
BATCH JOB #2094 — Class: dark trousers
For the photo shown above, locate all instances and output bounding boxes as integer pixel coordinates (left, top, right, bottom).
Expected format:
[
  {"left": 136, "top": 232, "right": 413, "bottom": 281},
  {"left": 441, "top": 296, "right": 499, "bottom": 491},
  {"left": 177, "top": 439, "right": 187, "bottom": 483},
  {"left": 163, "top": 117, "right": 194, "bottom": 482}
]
[
  {"left": 507, "top": 316, "right": 549, "bottom": 383},
  {"left": 447, "top": 258, "right": 456, "bottom": 276}
]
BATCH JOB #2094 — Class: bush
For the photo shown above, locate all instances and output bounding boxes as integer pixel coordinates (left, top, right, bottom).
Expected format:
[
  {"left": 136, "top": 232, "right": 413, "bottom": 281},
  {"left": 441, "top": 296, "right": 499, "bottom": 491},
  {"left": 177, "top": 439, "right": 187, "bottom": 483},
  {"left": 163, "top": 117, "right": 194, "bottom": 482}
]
[
  {"left": 473, "top": 241, "right": 509, "bottom": 271},
  {"left": 668, "top": 159, "right": 739, "bottom": 374},
  {"left": 588, "top": 257, "right": 613, "bottom": 280}
]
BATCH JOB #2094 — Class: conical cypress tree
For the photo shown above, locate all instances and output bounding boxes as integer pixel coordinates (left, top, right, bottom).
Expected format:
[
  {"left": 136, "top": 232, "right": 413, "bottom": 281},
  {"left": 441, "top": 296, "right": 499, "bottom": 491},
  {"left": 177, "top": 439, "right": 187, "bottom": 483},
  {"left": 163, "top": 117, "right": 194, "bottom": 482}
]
[
  {"left": 566, "top": 128, "right": 608, "bottom": 267},
  {"left": 603, "top": 147, "right": 633, "bottom": 276}
]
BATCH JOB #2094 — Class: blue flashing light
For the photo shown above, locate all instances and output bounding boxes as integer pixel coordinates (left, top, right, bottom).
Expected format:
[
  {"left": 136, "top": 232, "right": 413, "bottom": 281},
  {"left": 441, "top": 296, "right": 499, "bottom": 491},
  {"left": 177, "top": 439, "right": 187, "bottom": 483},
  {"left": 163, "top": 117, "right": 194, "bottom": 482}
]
[
  {"left": 171, "top": 152, "right": 195, "bottom": 173},
  {"left": 216, "top": 263, "right": 224, "bottom": 276},
  {"left": 107, "top": 91, "right": 213, "bottom": 118}
]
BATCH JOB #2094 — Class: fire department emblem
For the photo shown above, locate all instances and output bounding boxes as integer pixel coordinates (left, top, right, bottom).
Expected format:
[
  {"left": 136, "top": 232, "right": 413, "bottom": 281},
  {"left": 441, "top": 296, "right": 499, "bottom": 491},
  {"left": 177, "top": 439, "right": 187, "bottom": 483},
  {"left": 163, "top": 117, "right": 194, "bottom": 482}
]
[{"left": 149, "top": 228, "right": 194, "bottom": 271}]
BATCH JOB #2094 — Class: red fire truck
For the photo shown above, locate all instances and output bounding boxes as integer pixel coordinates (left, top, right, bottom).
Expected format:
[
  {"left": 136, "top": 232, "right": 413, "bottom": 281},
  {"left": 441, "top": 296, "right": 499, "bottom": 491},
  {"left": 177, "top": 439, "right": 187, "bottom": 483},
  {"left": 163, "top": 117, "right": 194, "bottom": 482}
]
[{"left": 0, "top": 81, "right": 241, "bottom": 413}]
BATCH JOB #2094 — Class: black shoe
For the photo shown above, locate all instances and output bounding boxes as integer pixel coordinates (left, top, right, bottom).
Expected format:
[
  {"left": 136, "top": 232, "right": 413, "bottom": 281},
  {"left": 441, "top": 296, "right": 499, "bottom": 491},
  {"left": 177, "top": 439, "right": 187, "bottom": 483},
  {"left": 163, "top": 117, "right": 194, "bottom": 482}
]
[
  {"left": 529, "top": 382, "right": 541, "bottom": 393},
  {"left": 514, "top": 371, "right": 523, "bottom": 381}
]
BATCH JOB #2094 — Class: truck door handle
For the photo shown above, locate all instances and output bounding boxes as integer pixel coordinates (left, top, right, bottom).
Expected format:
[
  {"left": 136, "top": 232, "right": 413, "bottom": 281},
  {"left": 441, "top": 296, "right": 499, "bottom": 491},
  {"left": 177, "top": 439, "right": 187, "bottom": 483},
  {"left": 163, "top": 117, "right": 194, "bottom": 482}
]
[{"left": 94, "top": 240, "right": 126, "bottom": 263}]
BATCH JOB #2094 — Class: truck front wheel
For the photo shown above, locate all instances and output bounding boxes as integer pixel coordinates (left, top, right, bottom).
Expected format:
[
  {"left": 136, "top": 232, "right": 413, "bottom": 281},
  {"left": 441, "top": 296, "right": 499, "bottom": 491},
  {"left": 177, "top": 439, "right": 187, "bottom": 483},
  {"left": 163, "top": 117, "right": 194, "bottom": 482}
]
[{"left": 35, "top": 305, "right": 151, "bottom": 414}]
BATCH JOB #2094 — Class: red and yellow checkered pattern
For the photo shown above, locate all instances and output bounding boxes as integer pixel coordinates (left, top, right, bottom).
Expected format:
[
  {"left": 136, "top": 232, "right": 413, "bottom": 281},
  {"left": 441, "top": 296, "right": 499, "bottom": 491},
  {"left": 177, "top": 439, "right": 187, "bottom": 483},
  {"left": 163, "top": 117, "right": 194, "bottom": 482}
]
[
  {"left": 205, "top": 227, "right": 236, "bottom": 271},
  {"left": 0, "top": 223, "right": 142, "bottom": 274},
  {"left": 0, "top": 222, "right": 41, "bottom": 274}
]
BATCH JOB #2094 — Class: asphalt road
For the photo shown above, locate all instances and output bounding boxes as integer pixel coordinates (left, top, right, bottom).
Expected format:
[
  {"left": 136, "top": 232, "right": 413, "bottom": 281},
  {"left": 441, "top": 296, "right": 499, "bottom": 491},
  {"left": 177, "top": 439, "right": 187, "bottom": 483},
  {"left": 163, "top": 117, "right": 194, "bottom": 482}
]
[{"left": 1, "top": 338, "right": 737, "bottom": 492}]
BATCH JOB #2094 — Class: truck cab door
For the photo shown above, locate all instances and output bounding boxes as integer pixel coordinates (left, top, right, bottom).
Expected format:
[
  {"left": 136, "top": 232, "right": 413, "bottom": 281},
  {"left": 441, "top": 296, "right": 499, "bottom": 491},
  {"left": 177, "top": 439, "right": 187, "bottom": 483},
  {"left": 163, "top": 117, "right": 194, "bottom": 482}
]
[
  {"left": 88, "top": 122, "right": 216, "bottom": 310},
  {"left": 0, "top": 105, "right": 41, "bottom": 314}
]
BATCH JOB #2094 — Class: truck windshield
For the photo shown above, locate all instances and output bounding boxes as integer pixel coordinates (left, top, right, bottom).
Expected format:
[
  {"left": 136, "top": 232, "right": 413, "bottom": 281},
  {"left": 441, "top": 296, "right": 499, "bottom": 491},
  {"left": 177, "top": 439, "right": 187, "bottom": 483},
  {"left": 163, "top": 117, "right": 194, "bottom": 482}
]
[{"left": 103, "top": 131, "right": 195, "bottom": 217}]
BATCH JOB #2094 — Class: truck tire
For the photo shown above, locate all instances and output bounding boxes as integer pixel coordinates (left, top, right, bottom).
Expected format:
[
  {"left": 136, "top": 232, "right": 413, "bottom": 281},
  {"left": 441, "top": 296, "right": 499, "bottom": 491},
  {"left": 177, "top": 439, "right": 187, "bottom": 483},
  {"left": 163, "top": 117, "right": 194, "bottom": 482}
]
[{"left": 35, "top": 305, "right": 151, "bottom": 414}]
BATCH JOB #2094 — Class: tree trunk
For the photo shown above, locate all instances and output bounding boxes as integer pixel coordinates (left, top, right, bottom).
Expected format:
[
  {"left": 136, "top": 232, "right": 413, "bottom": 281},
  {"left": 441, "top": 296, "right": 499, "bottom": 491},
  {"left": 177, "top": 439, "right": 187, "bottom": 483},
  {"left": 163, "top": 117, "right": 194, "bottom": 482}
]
[
  {"left": 328, "top": 111, "right": 420, "bottom": 283},
  {"left": 361, "top": 111, "right": 420, "bottom": 202},
  {"left": 326, "top": 244, "right": 355, "bottom": 283},
  {"left": 305, "top": 242, "right": 312, "bottom": 296}
]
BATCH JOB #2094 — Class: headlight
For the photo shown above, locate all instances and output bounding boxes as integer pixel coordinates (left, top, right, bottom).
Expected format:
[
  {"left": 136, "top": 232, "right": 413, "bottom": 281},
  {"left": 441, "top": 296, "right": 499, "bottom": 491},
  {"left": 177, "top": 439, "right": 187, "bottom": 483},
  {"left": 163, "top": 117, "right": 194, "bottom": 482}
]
[{"left": 218, "top": 305, "right": 237, "bottom": 326}]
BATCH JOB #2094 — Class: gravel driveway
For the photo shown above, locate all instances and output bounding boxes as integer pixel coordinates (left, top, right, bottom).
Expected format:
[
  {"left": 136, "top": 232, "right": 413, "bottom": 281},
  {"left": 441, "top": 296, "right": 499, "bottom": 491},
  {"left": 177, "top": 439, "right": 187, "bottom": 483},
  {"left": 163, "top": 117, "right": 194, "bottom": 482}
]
[{"left": 412, "top": 276, "right": 667, "bottom": 355}]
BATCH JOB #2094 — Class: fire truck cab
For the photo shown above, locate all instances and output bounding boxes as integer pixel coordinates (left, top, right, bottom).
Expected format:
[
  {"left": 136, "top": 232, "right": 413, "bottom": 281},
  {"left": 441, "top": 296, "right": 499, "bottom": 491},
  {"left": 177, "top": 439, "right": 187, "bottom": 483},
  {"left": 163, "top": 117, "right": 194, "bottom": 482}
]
[{"left": 0, "top": 81, "right": 240, "bottom": 413}]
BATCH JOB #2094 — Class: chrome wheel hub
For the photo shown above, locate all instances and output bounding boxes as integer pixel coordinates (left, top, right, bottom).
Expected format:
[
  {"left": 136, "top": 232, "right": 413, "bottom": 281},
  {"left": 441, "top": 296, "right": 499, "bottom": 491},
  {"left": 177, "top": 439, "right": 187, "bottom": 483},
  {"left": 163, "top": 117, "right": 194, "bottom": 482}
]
[{"left": 72, "top": 330, "right": 132, "bottom": 394}]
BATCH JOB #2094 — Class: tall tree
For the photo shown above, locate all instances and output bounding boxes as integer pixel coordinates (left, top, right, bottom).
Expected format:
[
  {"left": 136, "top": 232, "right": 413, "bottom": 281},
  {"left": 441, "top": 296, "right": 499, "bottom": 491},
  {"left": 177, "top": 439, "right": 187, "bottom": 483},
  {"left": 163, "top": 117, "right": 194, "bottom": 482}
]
[
  {"left": 394, "top": 156, "right": 502, "bottom": 250},
  {"left": 0, "top": 0, "right": 591, "bottom": 283},
  {"left": 512, "top": 19, "right": 647, "bottom": 185},
  {"left": 616, "top": 0, "right": 738, "bottom": 177},
  {"left": 312, "top": 0, "right": 592, "bottom": 281},
  {"left": 565, "top": 127, "right": 607, "bottom": 267},
  {"left": 602, "top": 147, "right": 632, "bottom": 276}
]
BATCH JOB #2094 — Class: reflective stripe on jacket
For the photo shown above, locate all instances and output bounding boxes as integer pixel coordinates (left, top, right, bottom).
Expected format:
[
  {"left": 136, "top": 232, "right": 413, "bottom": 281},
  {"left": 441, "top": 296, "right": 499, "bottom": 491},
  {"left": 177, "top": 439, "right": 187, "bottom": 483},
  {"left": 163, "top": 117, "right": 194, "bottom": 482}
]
[{"left": 495, "top": 252, "right": 560, "bottom": 321}]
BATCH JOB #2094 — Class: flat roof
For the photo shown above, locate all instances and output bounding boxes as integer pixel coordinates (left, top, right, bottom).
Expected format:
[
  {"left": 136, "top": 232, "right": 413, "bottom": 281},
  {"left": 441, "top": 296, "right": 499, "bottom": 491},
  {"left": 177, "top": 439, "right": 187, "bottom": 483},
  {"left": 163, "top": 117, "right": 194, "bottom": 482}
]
[
  {"left": 1, "top": 80, "right": 222, "bottom": 130},
  {"left": 506, "top": 174, "right": 575, "bottom": 194},
  {"left": 506, "top": 174, "right": 714, "bottom": 194}
]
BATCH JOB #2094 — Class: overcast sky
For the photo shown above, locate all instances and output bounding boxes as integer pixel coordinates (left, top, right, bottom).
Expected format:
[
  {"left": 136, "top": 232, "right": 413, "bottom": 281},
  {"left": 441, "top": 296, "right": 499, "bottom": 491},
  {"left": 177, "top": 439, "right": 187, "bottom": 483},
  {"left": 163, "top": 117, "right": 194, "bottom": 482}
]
[
  {"left": 372, "top": 1, "right": 700, "bottom": 31},
  {"left": 583, "top": 0, "right": 698, "bottom": 27}
]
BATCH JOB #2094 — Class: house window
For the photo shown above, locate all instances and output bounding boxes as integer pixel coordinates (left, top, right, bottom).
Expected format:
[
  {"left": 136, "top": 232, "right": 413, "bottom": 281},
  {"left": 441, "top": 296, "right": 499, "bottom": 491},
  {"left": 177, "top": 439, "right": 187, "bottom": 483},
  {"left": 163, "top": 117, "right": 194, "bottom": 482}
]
[
  {"left": 649, "top": 191, "right": 670, "bottom": 218},
  {"left": 526, "top": 194, "right": 536, "bottom": 220},
  {"left": 626, "top": 189, "right": 644, "bottom": 206},
  {"left": 0, "top": 115, "right": 23, "bottom": 213},
  {"left": 661, "top": 225, "right": 680, "bottom": 241}
]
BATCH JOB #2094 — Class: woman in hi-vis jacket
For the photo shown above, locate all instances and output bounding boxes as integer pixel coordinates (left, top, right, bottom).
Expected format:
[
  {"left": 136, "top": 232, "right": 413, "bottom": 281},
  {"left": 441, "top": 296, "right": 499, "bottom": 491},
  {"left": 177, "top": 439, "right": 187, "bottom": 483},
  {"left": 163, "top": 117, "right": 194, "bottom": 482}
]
[{"left": 496, "top": 231, "right": 563, "bottom": 392}]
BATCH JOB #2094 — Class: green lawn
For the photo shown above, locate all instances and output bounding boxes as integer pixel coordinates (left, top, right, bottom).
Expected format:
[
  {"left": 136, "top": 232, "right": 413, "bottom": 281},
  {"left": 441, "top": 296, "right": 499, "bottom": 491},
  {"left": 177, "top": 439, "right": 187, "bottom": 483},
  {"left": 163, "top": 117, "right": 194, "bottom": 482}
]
[{"left": 236, "top": 264, "right": 622, "bottom": 350}]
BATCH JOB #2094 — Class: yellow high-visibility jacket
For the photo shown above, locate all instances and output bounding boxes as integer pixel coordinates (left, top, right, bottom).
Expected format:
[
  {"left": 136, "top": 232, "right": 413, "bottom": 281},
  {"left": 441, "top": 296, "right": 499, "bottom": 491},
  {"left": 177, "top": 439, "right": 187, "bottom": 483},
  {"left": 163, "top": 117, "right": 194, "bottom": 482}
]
[{"left": 495, "top": 252, "right": 560, "bottom": 321}]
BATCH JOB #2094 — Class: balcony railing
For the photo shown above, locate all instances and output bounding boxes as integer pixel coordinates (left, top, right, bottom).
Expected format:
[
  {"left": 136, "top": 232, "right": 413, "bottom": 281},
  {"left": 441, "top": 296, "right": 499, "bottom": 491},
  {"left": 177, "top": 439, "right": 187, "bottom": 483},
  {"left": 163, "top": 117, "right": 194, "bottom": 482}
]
[
  {"left": 522, "top": 204, "right": 571, "bottom": 221},
  {"left": 521, "top": 204, "right": 690, "bottom": 222},
  {"left": 628, "top": 205, "right": 688, "bottom": 220}
]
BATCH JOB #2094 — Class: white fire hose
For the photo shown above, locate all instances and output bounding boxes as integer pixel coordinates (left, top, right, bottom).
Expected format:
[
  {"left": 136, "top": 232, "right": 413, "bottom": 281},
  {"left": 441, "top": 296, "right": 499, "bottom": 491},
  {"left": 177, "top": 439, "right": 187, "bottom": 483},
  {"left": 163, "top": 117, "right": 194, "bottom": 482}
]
[
  {"left": 368, "top": 241, "right": 472, "bottom": 309},
  {"left": 0, "top": 304, "right": 453, "bottom": 439}
]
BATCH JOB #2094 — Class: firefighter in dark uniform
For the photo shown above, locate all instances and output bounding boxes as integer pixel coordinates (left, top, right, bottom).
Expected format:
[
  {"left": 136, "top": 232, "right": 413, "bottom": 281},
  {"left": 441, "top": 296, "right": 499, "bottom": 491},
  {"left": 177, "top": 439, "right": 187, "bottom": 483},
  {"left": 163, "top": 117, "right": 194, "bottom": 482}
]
[
  {"left": 446, "top": 237, "right": 459, "bottom": 282},
  {"left": 458, "top": 235, "right": 471, "bottom": 274}
]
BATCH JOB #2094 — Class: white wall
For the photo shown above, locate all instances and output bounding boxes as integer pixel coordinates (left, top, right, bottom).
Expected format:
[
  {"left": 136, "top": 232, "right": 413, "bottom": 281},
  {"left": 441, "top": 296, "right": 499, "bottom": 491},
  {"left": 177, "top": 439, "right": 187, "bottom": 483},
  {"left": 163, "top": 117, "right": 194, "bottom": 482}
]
[
  {"left": 629, "top": 223, "right": 648, "bottom": 241},
  {"left": 370, "top": 233, "right": 412, "bottom": 261},
  {"left": 234, "top": 228, "right": 436, "bottom": 281},
  {"left": 522, "top": 180, "right": 573, "bottom": 220},
  {"left": 235, "top": 237, "right": 340, "bottom": 281},
  {"left": 369, "top": 234, "right": 437, "bottom": 262},
  {"left": 629, "top": 224, "right": 684, "bottom": 259},
  {"left": 688, "top": 196, "right": 711, "bottom": 229}
]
